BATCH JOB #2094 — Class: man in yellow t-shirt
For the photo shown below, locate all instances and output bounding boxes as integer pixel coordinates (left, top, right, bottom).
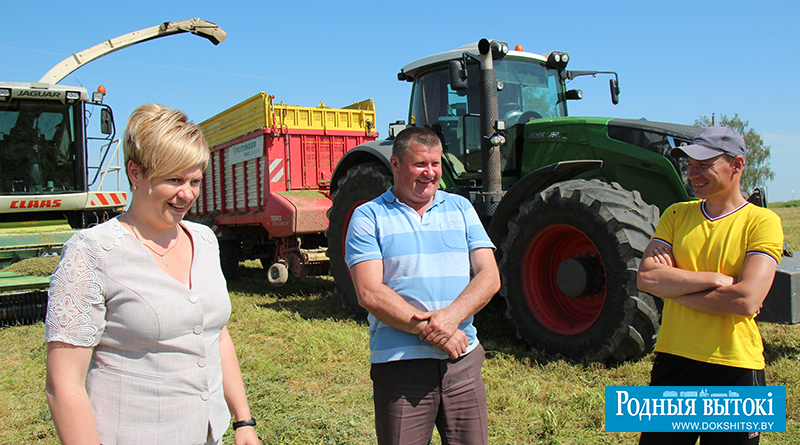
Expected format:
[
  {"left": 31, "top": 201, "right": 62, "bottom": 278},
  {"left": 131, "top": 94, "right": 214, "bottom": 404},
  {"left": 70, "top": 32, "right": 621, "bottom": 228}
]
[{"left": 637, "top": 126, "right": 784, "bottom": 445}]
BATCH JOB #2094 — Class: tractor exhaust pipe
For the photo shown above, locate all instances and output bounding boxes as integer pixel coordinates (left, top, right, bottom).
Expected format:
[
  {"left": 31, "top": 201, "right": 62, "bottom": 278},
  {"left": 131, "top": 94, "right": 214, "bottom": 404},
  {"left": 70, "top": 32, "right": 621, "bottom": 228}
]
[{"left": 477, "top": 39, "right": 507, "bottom": 217}]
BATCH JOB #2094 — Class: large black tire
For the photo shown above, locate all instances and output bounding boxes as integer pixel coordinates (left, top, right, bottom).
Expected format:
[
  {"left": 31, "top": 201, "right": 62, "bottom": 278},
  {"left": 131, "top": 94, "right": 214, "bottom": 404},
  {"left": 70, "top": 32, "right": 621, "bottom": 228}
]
[
  {"left": 219, "top": 239, "right": 240, "bottom": 283},
  {"left": 498, "top": 179, "right": 661, "bottom": 363},
  {"left": 0, "top": 289, "right": 48, "bottom": 327},
  {"left": 326, "top": 162, "right": 393, "bottom": 317}
]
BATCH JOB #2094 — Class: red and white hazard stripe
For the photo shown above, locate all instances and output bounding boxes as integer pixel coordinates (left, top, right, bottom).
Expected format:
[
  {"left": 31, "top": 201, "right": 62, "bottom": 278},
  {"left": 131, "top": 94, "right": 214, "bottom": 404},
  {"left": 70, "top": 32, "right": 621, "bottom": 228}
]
[
  {"left": 88, "top": 192, "right": 128, "bottom": 208},
  {"left": 269, "top": 158, "right": 284, "bottom": 183}
]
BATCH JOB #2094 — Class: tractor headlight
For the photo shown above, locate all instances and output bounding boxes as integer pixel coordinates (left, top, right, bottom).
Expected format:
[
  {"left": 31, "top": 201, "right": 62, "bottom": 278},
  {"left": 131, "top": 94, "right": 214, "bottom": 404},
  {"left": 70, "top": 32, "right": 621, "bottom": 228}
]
[
  {"left": 545, "top": 51, "right": 570, "bottom": 70},
  {"left": 66, "top": 91, "right": 80, "bottom": 104}
]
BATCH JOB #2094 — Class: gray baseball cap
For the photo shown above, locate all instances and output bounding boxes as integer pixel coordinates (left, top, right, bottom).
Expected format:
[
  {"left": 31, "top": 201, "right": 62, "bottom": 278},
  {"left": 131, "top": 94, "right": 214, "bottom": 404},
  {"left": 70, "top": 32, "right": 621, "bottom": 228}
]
[{"left": 671, "top": 126, "right": 746, "bottom": 162}]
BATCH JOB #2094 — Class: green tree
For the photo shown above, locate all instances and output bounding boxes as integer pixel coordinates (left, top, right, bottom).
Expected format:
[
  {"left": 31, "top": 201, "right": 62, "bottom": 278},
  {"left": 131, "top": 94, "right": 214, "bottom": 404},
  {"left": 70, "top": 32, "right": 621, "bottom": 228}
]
[{"left": 694, "top": 114, "right": 774, "bottom": 193}]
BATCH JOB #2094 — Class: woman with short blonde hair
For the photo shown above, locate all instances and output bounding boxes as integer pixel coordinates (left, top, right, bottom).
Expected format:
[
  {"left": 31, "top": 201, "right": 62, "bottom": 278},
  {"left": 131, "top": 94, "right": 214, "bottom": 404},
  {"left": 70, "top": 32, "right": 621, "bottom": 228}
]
[
  {"left": 123, "top": 103, "right": 209, "bottom": 180},
  {"left": 45, "top": 103, "right": 260, "bottom": 445}
]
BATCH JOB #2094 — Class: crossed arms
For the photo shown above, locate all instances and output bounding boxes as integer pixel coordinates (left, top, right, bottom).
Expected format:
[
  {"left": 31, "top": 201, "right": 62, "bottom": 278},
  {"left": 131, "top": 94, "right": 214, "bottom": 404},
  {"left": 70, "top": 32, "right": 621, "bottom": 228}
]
[
  {"left": 637, "top": 240, "right": 777, "bottom": 317},
  {"left": 349, "top": 247, "right": 500, "bottom": 359}
]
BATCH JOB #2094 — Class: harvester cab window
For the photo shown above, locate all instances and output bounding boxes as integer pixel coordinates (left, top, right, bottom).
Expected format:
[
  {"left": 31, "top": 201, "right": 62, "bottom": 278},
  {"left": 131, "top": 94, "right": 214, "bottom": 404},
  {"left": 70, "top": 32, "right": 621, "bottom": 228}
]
[{"left": 0, "top": 102, "right": 78, "bottom": 194}]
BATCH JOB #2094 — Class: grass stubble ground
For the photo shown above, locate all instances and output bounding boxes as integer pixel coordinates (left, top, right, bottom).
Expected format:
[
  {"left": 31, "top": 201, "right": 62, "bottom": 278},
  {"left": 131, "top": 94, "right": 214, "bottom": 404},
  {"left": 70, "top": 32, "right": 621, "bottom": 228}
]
[{"left": 1, "top": 205, "right": 799, "bottom": 444}]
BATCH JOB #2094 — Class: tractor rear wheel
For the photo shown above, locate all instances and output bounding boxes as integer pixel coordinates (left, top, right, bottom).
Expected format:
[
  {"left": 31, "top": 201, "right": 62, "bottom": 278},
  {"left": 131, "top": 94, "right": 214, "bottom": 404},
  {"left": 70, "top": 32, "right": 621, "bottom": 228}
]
[
  {"left": 498, "top": 179, "right": 661, "bottom": 362},
  {"left": 327, "top": 162, "right": 393, "bottom": 317}
]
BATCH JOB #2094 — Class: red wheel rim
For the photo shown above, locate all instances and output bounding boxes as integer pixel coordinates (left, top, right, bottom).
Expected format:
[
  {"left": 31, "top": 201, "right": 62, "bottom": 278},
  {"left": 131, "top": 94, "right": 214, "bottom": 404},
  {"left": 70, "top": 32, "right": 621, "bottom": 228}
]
[{"left": 522, "top": 223, "right": 606, "bottom": 335}]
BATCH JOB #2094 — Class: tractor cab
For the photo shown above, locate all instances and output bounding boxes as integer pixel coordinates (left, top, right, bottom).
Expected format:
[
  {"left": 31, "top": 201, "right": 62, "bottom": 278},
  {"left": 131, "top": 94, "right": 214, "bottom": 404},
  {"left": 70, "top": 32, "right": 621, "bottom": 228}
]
[{"left": 402, "top": 49, "right": 568, "bottom": 183}]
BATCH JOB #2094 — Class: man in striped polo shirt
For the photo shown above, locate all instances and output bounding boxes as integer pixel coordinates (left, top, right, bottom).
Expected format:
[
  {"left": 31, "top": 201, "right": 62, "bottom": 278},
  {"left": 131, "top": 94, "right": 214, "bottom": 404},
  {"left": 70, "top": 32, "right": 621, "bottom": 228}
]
[{"left": 346, "top": 126, "right": 500, "bottom": 445}]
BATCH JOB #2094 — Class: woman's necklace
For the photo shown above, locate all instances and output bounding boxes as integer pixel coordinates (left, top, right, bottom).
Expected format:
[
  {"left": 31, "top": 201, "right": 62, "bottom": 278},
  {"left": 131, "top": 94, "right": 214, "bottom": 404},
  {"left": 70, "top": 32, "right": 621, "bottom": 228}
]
[{"left": 129, "top": 223, "right": 181, "bottom": 268}]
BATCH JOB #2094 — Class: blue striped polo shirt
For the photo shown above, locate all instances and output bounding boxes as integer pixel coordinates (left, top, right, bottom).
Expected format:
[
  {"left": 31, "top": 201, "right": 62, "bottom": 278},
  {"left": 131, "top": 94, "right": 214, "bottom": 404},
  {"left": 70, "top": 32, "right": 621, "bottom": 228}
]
[{"left": 345, "top": 188, "right": 495, "bottom": 363}]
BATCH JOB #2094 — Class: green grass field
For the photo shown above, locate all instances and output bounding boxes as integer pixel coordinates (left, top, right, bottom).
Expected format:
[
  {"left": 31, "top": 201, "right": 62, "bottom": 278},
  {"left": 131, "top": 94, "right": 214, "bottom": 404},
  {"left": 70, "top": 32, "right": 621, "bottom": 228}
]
[{"left": 1, "top": 206, "right": 799, "bottom": 444}]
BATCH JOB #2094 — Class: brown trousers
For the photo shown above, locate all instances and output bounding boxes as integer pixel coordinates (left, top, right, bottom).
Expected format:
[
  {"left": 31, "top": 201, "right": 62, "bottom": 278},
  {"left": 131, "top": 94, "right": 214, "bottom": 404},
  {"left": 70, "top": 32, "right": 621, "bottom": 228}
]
[{"left": 370, "top": 344, "right": 488, "bottom": 445}]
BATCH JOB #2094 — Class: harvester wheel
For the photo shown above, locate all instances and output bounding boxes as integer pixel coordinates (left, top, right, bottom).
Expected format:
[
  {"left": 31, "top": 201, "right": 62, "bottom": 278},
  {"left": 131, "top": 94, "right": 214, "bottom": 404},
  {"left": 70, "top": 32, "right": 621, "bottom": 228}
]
[
  {"left": 498, "top": 179, "right": 661, "bottom": 363},
  {"left": 0, "top": 289, "right": 49, "bottom": 327},
  {"left": 327, "top": 162, "right": 393, "bottom": 317}
]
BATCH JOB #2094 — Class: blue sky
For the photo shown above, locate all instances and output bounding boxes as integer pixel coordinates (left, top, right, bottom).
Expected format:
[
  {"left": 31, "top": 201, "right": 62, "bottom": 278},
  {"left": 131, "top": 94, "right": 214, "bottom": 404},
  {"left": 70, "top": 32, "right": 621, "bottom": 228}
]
[{"left": 2, "top": 0, "right": 798, "bottom": 201}]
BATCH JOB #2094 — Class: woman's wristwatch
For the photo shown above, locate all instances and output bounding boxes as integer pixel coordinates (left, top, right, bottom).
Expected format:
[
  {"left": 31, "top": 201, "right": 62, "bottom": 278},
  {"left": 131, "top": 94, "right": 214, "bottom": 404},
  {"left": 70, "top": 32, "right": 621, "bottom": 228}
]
[{"left": 233, "top": 418, "right": 257, "bottom": 430}]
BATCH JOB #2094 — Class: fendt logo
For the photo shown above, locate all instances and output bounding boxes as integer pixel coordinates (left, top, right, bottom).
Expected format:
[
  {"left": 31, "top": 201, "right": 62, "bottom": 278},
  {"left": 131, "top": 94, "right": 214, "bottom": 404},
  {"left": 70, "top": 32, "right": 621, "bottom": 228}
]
[
  {"left": 9, "top": 199, "right": 62, "bottom": 209},
  {"left": 17, "top": 90, "right": 62, "bottom": 98}
]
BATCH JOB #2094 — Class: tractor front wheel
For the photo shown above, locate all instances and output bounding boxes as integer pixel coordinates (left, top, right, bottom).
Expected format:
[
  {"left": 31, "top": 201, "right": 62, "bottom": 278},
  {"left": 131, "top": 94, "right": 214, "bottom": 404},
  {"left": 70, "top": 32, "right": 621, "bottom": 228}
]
[{"left": 499, "top": 179, "right": 661, "bottom": 362}]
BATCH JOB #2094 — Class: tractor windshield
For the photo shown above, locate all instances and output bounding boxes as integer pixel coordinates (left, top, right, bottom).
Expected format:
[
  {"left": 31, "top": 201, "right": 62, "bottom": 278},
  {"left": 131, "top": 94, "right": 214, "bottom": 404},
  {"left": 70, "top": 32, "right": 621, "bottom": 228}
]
[
  {"left": 410, "top": 58, "right": 566, "bottom": 127},
  {"left": 409, "top": 58, "right": 565, "bottom": 177},
  {"left": 0, "top": 100, "right": 85, "bottom": 195}
]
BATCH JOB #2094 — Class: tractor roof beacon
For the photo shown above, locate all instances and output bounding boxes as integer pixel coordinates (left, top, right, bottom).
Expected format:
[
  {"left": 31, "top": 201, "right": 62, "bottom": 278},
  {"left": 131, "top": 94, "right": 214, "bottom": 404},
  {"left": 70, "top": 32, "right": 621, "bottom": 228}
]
[
  {"left": 0, "top": 19, "right": 227, "bottom": 326},
  {"left": 326, "top": 39, "right": 800, "bottom": 363}
]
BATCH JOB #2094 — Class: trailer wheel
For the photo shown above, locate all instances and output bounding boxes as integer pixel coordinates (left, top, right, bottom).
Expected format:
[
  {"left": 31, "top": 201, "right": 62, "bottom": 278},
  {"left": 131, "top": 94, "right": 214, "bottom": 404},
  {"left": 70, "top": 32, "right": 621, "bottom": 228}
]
[
  {"left": 267, "top": 261, "right": 289, "bottom": 287},
  {"left": 327, "top": 162, "right": 393, "bottom": 317},
  {"left": 498, "top": 179, "right": 661, "bottom": 362},
  {"left": 219, "top": 239, "right": 240, "bottom": 283}
]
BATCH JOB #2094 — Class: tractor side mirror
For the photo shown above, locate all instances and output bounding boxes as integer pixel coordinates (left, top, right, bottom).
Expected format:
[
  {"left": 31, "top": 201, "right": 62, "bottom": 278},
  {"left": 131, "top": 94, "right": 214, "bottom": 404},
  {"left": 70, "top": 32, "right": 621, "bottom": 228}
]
[
  {"left": 449, "top": 60, "right": 468, "bottom": 91},
  {"left": 610, "top": 78, "right": 620, "bottom": 105},
  {"left": 100, "top": 108, "right": 113, "bottom": 135}
]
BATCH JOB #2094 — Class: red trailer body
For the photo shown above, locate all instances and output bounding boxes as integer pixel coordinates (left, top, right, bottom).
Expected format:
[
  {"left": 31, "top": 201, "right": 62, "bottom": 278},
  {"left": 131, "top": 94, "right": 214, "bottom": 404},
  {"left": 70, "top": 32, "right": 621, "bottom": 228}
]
[{"left": 189, "top": 93, "right": 377, "bottom": 282}]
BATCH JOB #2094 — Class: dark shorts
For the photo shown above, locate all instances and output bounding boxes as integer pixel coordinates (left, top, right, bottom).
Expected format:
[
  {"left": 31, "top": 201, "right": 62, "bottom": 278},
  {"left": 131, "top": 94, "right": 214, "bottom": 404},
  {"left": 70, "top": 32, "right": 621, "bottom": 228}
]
[
  {"left": 370, "top": 343, "right": 488, "bottom": 445},
  {"left": 639, "top": 353, "right": 765, "bottom": 445}
]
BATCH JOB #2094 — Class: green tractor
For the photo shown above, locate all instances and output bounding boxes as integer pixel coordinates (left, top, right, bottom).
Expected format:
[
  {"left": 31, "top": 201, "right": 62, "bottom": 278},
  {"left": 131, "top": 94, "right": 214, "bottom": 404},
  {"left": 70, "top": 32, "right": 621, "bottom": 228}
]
[{"left": 326, "top": 39, "right": 798, "bottom": 363}]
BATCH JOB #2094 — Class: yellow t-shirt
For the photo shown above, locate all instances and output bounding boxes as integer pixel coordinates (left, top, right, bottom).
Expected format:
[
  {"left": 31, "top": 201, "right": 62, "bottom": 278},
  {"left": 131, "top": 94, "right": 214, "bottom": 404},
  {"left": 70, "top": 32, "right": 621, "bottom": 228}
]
[{"left": 652, "top": 200, "right": 783, "bottom": 370}]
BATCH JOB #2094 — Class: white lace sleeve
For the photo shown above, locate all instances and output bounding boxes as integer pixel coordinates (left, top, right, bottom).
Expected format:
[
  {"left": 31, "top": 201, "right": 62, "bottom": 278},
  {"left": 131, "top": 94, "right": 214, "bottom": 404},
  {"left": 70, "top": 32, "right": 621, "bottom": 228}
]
[{"left": 45, "top": 230, "right": 106, "bottom": 347}]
